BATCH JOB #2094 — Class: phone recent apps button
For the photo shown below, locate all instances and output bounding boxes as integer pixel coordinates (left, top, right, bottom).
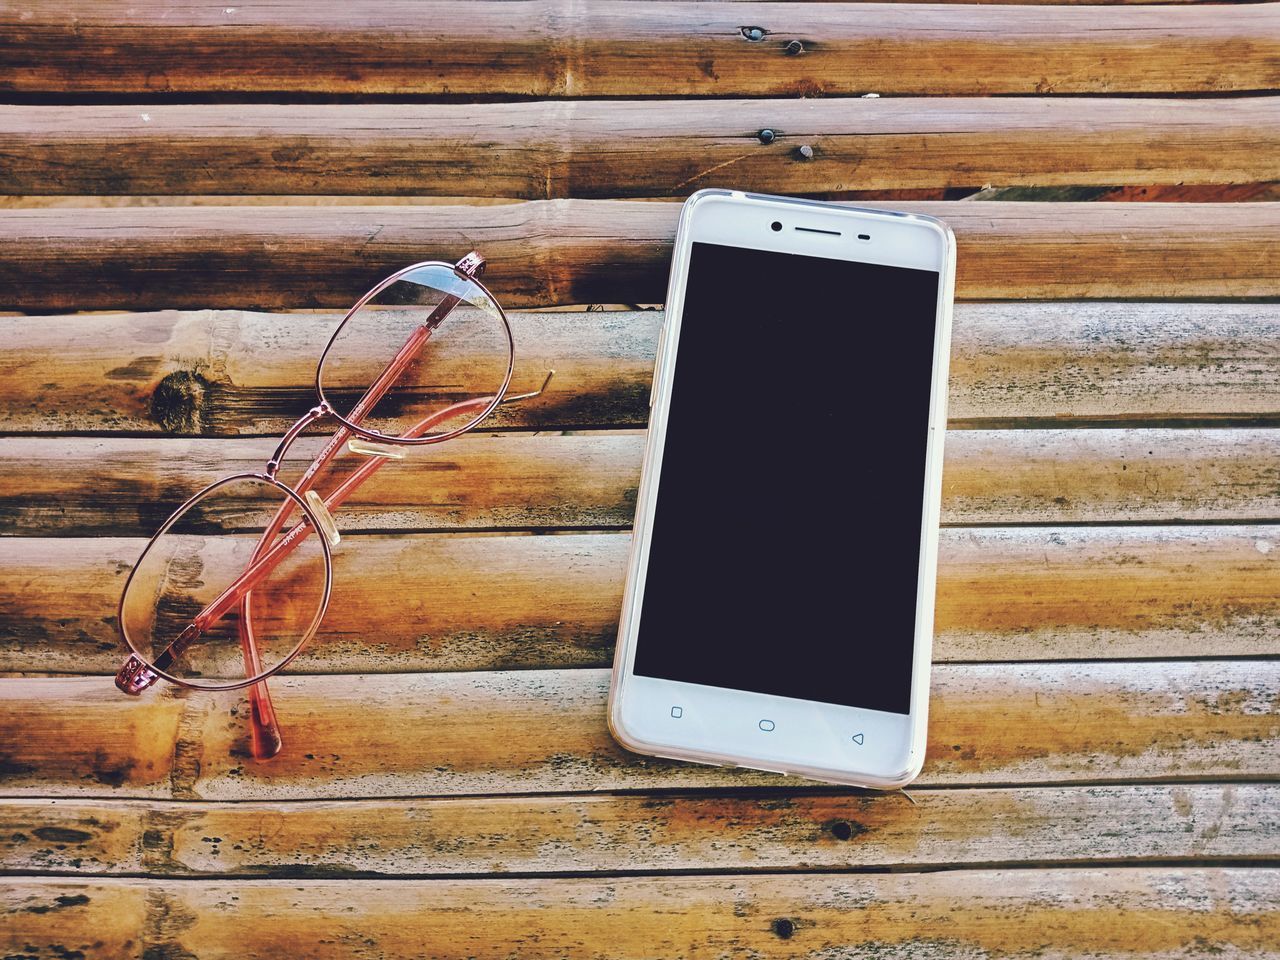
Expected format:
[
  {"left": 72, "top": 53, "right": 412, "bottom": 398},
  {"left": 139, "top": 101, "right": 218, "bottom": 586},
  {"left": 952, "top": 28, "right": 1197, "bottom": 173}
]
[
  {"left": 670, "top": 706, "right": 683, "bottom": 719},
  {"left": 758, "top": 719, "right": 775, "bottom": 732}
]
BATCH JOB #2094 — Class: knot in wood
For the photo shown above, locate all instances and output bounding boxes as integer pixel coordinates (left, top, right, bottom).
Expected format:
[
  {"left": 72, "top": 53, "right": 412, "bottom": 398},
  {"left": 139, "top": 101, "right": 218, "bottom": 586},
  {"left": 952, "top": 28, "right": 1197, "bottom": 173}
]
[{"left": 150, "top": 369, "right": 213, "bottom": 434}]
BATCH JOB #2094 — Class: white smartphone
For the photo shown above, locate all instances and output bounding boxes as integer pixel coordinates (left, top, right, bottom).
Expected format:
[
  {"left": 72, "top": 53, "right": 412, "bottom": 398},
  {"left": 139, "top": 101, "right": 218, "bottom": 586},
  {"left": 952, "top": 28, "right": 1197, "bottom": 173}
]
[{"left": 608, "top": 190, "right": 956, "bottom": 789}]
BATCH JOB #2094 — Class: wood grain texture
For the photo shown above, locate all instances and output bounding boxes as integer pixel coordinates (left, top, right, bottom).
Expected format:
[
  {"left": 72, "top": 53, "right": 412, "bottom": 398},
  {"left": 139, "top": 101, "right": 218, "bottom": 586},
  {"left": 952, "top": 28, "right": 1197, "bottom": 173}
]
[
  {"left": 9, "top": 427, "right": 1280, "bottom": 537},
  {"left": 4, "top": 2, "right": 1276, "bottom": 96},
  {"left": 4, "top": 0, "right": 1277, "bottom": 943},
  {"left": 947, "top": 301, "right": 1280, "bottom": 428},
  {"left": 7, "top": 526, "right": 1280, "bottom": 676},
  {"left": 4, "top": 870, "right": 1279, "bottom": 959},
  {"left": 0, "top": 434, "right": 645, "bottom": 536},
  {"left": 2, "top": 201, "right": 1278, "bottom": 310},
  {"left": 5, "top": 98, "right": 1277, "bottom": 197},
  {"left": 7, "top": 183, "right": 1275, "bottom": 206},
  {"left": 0, "top": 308, "right": 657, "bottom": 435},
  {"left": 5, "top": 303, "right": 1280, "bottom": 435},
  {"left": 941, "top": 428, "right": 1280, "bottom": 524},
  {"left": 0, "top": 664, "right": 1274, "bottom": 799},
  {"left": 0, "top": 534, "right": 629, "bottom": 676},
  {"left": 1, "top": 784, "right": 1274, "bottom": 876}
]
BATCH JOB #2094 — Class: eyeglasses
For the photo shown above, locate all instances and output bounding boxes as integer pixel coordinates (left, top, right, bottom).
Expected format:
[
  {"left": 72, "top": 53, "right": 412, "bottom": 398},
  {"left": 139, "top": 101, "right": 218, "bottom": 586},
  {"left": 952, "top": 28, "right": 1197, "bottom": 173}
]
[{"left": 114, "top": 252, "right": 549, "bottom": 759}]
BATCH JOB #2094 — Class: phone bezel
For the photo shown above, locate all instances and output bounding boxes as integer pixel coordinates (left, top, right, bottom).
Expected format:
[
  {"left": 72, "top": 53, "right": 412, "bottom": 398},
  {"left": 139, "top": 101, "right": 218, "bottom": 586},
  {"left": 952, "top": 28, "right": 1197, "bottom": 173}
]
[{"left": 608, "top": 189, "right": 956, "bottom": 789}]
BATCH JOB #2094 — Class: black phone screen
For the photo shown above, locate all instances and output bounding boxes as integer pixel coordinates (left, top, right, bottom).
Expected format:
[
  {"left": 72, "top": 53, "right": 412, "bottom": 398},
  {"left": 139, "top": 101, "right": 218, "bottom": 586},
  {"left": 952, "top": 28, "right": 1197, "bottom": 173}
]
[{"left": 632, "top": 241, "right": 941, "bottom": 715}]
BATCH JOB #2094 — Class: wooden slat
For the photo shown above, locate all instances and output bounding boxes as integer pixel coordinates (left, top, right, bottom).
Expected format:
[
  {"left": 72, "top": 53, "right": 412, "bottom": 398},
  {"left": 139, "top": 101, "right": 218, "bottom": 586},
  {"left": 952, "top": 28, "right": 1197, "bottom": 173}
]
[
  {"left": 6, "top": 527, "right": 1280, "bottom": 676},
  {"left": 0, "top": 434, "right": 644, "bottom": 536},
  {"left": 5, "top": 98, "right": 1277, "bottom": 197},
  {"left": 5, "top": 870, "right": 1280, "bottom": 958},
  {"left": 0, "top": 535, "right": 629, "bottom": 676},
  {"left": 7, "top": 184, "right": 1275, "bottom": 206},
  {"left": 5, "top": 303, "right": 1280, "bottom": 435},
  {"left": 1, "top": 201, "right": 1277, "bottom": 310},
  {"left": 1, "top": 784, "right": 1273, "bottom": 876},
  {"left": 942, "top": 428, "right": 1280, "bottom": 524},
  {"left": 4, "top": 2, "right": 1276, "bottom": 96},
  {"left": 948, "top": 301, "right": 1280, "bottom": 428},
  {"left": 0, "top": 308, "right": 657, "bottom": 435},
  {"left": 9, "top": 427, "right": 1280, "bottom": 537},
  {"left": 0, "top": 664, "right": 1274, "bottom": 798}
]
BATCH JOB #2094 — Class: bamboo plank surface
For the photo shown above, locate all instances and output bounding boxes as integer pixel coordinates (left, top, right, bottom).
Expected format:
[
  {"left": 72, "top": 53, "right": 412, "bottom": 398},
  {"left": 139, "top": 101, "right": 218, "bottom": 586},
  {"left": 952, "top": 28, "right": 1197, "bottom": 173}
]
[
  {"left": 5, "top": 870, "right": 1280, "bottom": 958},
  {"left": 947, "top": 301, "right": 1280, "bottom": 428},
  {"left": 4, "top": 2, "right": 1276, "bottom": 96},
  {"left": 7, "top": 526, "right": 1280, "bottom": 676},
  {"left": 942, "top": 428, "right": 1280, "bottom": 524},
  {"left": 6, "top": 98, "right": 1277, "bottom": 197},
  {"left": 4, "top": 0, "right": 1277, "bottom": 947},
  {"left": 5, "top": 303, "right": 1280, "bottom": 435},
  {"left": 2, "top": 201, "right": 1278, "bottom": 310},
  {"left": 0, "top": 434, "right": 644, "bottom": 536},
  {"left": 1, "top": 785, "right": 1274, "bottom": 877},
  {"left": 8, "top": 427, "right": 1280, "bottom": 537},
  {"left": 0, "top": 664, "right": 1275, "bottom": 798},
  {"left": 0, "top": 308, "right": 655, "bottom": 435},
  {"left": 2, "top": 870, "right": 1280, "bottom": 960}
]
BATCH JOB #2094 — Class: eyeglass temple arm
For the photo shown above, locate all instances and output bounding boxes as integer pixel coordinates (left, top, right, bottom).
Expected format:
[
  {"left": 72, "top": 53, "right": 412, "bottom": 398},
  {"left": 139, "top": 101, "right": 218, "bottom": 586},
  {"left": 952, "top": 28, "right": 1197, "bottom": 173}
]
[
  {"left": 119, "top": 256, "right": 486, "bottom": 704},
  {"left": 233, "top": 289, "right": 474, "bottom": 757},
  {"left": 133, "top": 385, "right": 551, "bottom": 746},
  {"left": 144, "top": 394, "right": 501, "bottom": 696},
  {"left": 159, "top": 382, "right": 553, "bottom": 756},
  {"left": 156, "top": 374, "right": 555, "bottom": 668}
]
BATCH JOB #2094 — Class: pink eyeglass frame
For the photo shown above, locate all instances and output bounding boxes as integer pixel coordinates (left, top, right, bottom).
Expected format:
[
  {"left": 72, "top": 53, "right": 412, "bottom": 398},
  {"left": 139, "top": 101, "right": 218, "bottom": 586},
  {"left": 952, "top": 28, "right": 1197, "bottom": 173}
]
[{"left": 114, "top": 251, "right": 533, "bottom": 759}]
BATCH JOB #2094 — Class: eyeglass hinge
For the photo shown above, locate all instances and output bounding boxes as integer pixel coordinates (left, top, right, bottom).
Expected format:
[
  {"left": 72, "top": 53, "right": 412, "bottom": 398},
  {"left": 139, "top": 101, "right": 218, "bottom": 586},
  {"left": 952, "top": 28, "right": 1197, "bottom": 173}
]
[
  {"left": 454, "top": 251, "right": 486, "bottom": 279},
  {"left": 115, "top": 654, "right": 160, "bottom": 695}
]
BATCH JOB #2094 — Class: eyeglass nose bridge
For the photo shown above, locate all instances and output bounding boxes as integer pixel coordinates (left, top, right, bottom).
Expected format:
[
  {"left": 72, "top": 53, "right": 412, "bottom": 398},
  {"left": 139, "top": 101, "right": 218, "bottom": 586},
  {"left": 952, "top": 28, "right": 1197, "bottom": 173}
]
[{"left": 266, "top": 403, "right": 332, "bottom": 480}]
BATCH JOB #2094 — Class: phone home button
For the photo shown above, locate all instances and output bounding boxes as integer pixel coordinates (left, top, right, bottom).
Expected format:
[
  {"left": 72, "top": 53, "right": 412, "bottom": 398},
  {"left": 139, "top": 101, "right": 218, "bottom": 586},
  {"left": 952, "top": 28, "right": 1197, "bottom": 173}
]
[{"left": 758, "top": 719, "right": 775, "bottom": 732}]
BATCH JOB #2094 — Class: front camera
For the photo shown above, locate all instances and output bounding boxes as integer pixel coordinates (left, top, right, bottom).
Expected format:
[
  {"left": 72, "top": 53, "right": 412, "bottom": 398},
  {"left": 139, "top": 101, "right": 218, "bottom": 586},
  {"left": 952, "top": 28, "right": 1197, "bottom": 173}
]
[{"left": 770, "top": 221, "right": 782, "bottom": 232}]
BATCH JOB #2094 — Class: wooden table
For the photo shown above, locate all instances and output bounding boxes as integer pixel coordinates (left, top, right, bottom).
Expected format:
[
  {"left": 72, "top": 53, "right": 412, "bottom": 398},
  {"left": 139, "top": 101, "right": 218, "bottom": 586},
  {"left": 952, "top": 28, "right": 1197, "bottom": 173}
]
[{"left": 2, "top": 2, "right": 1279, "bottom": 956}]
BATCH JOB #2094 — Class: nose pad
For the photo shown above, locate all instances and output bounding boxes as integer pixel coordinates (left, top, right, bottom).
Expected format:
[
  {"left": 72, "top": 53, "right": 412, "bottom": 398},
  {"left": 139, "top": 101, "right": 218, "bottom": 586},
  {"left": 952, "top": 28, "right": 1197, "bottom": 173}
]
[
  {"left": 115, "top": 654, "right": 160, "bottom": 695},
  {"left": 304, "top": 491, "right": 342, "bottom": 548},
  {"left": 347, "top": 437, "right": 405, "bottom": 460}
]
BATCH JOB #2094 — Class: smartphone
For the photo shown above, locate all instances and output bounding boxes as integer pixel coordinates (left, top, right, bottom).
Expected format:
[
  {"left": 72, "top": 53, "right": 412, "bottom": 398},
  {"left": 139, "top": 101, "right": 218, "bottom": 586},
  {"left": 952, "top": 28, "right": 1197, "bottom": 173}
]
[{"left": 607, "top": 190, "right": 955, "bottom": 789}]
